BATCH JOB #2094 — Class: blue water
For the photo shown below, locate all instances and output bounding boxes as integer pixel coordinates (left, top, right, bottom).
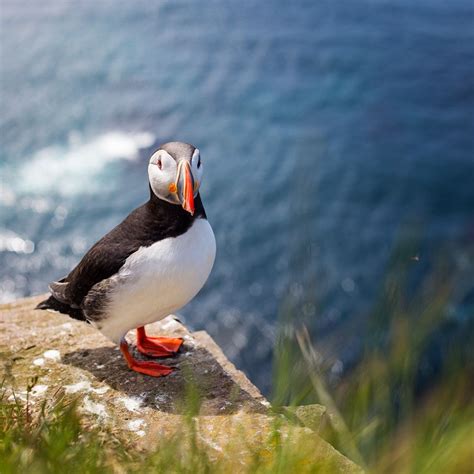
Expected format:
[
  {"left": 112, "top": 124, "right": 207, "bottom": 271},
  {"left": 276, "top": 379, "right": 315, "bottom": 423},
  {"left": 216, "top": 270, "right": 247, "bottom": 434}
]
[{"left": 1, "top": 1, "right": 473, "bottom": 393}]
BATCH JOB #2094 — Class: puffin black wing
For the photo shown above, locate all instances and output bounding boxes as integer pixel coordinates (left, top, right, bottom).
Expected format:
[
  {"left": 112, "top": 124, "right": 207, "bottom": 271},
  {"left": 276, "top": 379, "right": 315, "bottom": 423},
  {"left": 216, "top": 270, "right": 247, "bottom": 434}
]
[
  {"left": 35, "top": 234, "right": 140, "bottom": 320},
  {"left": 36, "top": 204, "right": 155, "bottom": 317}
]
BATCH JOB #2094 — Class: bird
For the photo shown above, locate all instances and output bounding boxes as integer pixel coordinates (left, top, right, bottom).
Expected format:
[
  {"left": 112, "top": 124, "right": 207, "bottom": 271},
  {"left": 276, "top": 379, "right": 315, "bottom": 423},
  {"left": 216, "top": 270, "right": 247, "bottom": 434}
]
[{"left": 37, "top": 141, "right": 216, "bottom": 377}]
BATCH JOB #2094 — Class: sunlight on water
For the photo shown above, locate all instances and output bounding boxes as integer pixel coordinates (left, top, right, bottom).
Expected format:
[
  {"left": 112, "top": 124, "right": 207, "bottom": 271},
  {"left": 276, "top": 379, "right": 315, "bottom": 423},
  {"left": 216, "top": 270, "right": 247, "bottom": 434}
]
[{"left": 16, "top": 131, "right": 155, "bottom": 196}]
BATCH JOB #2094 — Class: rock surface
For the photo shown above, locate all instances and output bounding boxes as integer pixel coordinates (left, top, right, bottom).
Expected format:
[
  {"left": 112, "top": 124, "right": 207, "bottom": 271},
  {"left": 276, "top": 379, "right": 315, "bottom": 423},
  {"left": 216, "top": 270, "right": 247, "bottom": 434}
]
[{"left": 0, "top": 295, "right": 362, "bottom": 472}]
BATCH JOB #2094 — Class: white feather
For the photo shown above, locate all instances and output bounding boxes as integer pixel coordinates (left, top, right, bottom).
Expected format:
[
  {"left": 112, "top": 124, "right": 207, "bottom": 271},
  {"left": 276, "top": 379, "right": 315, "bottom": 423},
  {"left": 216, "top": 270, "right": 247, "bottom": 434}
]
[{"left": 93, "top": 218, "right": 216, "bottom": 343}]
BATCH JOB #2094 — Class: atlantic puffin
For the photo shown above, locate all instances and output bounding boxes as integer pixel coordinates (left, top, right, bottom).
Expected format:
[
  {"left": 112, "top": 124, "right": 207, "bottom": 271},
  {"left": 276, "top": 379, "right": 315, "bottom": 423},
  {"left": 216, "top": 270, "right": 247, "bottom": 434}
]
[{"left": 37, "top": 142, "right": 216, "bottom": 377}]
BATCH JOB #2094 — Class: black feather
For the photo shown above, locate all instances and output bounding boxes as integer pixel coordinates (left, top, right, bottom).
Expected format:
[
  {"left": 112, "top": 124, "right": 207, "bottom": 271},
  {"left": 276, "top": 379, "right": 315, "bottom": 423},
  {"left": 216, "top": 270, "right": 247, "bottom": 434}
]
[{"left": 35, "top": 295, "right": 87, "bottom": 322}]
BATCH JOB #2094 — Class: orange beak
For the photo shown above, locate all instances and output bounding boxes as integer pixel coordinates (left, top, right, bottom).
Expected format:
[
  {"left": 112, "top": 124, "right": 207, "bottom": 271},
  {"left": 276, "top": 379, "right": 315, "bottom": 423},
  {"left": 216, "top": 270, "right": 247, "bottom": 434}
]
[{"left": 177, "top": 161, "right": 195, "bottom": 215}]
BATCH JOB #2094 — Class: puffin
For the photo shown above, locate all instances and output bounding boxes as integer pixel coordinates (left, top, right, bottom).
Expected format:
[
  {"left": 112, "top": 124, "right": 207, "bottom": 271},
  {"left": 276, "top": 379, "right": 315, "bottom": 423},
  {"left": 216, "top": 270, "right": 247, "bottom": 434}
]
[{"left": 37, "top": 141, "right": 216, "bottom": 377}]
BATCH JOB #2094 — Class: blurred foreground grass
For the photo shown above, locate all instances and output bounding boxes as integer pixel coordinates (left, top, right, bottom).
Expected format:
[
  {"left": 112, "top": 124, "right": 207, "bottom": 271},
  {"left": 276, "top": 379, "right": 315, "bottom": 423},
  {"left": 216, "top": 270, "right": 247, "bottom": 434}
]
[
  {"left": 273, "top": 240, "right": 474, "bottom": 473},
  {"left": 1, "top": 244, "right": 473, "bottom": 473}
]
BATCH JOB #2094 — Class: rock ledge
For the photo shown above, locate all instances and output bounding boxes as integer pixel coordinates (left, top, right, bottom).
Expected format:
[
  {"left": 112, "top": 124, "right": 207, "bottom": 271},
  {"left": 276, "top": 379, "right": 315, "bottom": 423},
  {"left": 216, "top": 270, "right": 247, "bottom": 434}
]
[{"left": 0, "top": 295, "right": 362, "bottom": 472}]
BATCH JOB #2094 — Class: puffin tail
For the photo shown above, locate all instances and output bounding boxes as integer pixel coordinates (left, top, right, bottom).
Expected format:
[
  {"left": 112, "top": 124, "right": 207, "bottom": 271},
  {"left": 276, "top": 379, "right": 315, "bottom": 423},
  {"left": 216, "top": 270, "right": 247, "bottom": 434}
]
[{"left": 36, "top": 295, "right": 86, "bottom": 322}]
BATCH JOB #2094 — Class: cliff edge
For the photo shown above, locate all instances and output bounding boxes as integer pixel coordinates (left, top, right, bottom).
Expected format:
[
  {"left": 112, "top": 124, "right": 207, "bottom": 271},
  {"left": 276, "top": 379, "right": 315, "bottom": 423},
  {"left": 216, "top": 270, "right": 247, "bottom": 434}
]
[{"left": 0, "top": 295, "right": 362, "bottom": 472}]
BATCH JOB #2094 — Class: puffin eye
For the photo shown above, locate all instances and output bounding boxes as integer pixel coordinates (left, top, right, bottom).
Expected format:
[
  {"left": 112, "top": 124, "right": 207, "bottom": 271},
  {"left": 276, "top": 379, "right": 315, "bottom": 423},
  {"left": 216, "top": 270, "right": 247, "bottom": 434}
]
[
  {"left": 157, "top": 158, "right": 162, "bottom": 170},
  {"left": 197, "top": 156, "right": 201, "bottom": 169}
]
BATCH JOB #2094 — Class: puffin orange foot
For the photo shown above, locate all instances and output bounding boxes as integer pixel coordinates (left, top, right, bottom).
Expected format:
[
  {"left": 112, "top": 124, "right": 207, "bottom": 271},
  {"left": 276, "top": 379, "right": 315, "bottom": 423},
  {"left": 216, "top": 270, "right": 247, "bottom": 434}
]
[
  {"left": 136, "top": 326, "right": 183, "bottom": 357},
  {"left": 120, "top": 339, "right": 174, "bottom": 377}
]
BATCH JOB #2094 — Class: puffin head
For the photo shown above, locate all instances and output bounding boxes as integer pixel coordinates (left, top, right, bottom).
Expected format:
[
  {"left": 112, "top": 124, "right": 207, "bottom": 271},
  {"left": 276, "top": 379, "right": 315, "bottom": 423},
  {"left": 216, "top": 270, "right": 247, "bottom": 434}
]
[{"left": 148, "top": 141, "right": 203, "bottom": 215}]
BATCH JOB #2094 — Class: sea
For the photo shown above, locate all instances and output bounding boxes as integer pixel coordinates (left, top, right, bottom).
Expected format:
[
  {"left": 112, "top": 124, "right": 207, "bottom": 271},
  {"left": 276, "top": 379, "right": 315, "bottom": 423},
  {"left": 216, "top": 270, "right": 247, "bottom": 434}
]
[{"left": 1, "top": 0, "right": 473, "bottom": 394}]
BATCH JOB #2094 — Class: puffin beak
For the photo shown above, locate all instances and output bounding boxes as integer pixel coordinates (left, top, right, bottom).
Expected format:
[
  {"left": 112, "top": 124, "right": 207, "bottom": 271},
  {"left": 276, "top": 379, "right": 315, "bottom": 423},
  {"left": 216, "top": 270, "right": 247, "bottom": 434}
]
[{"left": 176, "top": 160, "right": 195, "bottom": 215}]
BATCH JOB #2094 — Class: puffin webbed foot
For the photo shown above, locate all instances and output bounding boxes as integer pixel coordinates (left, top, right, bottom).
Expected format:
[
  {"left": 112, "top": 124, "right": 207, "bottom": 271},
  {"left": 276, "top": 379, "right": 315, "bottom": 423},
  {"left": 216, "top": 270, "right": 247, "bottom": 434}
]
[
  {"left": 120, "top": 338, "right": 174, "bottom": 377},
  {"left": 136, "top": 326, "right": 183, "bottom": 357}
]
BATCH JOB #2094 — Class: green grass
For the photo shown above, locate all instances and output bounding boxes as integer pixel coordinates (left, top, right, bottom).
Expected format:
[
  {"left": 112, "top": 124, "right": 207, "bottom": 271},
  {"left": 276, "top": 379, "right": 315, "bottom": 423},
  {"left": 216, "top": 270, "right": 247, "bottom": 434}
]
[
  {"left": 0, "top": 381, "right": 118, "bottom": 473},
  {"left": 271, "top": 241, "right": 474, "bottom": 473}
]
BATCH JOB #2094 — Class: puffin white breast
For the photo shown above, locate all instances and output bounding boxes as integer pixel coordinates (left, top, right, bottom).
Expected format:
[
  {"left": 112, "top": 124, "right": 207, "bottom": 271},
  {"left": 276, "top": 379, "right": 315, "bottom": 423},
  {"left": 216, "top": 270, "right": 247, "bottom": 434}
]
[{"left": 93, "top": 218, "right": 216, "bottom": 342}]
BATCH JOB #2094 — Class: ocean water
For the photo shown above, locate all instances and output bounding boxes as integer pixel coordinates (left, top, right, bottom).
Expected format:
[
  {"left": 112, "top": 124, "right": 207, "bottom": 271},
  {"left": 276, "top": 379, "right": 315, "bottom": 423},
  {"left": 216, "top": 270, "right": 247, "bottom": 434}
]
[{"left": 1, "top": 0, "right": 473, "bottom": 393}]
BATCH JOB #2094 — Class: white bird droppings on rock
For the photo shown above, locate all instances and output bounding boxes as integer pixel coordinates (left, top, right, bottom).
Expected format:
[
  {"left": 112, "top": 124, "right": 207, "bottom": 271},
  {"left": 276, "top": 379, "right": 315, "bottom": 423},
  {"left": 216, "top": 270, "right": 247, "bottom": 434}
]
[
  {"left": 82, "top": 397, "right": 108, "bottom": 418},
  {"left": 32, "top": 358, "right": 45, "bottom": 366},
  {"left": 127, "top": 419, "right": 146, "bottom": 432},
  {"left": 31, "top": 385, "right": 48, "bottom": 396},
  {"left": 43, "top": 349, "right": 61, "bottom": 362},
  {"left": 64, "top": 381, "right": 91, "bottom": 394},
  {"left": 8, "top": 391, "right": 27, "bottom": 402},
  {"left": 64, "top": 380, "right": 110, "bottom": 395},
  {"left": 93, "top": 386, "right": 109, "bottom": 395},
  {"left": 119, "top": 396, "right": 143, "bottom": 413}
]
